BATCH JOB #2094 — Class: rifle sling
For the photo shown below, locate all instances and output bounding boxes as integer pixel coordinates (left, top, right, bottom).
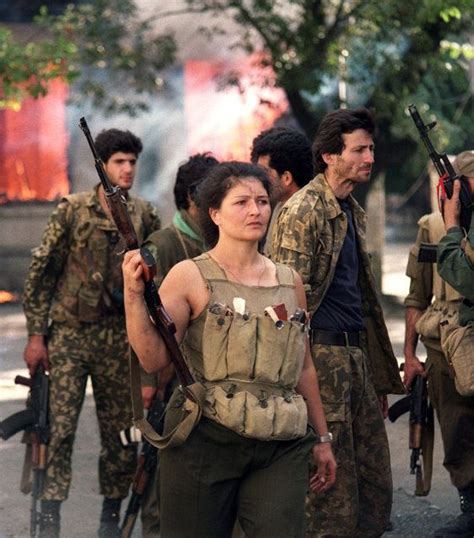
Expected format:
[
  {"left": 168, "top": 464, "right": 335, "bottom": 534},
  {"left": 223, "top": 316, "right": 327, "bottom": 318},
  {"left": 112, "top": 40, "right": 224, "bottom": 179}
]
[{"left": 129, "top": 349, "right": 205, "bottom": 449}]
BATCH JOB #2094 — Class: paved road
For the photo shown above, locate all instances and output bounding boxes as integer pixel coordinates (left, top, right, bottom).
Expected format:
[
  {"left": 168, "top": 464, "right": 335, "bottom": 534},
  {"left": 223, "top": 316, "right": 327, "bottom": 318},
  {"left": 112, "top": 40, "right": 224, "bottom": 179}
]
[{"left": 0, "top": 242, "right": 462, "bottom": 536}]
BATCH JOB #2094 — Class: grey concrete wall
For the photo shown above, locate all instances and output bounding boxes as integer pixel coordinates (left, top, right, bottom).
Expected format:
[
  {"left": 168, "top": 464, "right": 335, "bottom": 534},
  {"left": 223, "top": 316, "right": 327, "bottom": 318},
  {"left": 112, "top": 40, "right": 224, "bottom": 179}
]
[{"left": 0, "top": 202, "right": 55, "bottom": 292}]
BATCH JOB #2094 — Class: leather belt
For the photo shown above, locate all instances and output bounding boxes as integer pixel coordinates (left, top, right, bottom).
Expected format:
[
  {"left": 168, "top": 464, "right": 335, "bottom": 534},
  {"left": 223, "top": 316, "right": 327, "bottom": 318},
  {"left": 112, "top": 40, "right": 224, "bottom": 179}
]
[{"left": 311, "top": 329, "right": 362, "bottom": 347}]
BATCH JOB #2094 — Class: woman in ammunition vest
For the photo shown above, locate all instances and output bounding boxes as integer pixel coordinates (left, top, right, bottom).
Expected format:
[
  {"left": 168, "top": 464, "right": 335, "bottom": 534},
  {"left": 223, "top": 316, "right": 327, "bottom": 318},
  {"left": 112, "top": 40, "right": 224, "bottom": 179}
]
[{"left": 123, "top": 161, "right": 336, "bottom": 538}]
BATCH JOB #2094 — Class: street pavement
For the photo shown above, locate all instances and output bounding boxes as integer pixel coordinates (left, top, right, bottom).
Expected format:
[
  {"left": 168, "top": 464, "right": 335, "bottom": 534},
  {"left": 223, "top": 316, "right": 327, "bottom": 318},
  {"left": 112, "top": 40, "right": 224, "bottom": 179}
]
[{"left": 0, "top": 240, "right": 462, "bottom": 537}]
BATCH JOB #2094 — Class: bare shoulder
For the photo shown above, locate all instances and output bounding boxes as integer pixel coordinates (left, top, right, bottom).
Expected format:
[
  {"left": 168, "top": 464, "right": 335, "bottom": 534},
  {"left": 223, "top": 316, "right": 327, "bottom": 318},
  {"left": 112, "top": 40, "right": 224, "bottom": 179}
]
[
  {"left": 162, "top": 259, "right": 203, "bottom": 287},
  {"left": 161, "top": 258, "right": 209, "bottom": 304}
]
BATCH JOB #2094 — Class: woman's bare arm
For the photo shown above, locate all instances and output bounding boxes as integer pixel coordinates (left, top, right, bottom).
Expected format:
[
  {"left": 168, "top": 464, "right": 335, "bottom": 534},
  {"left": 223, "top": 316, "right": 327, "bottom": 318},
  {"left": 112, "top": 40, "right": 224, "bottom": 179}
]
[{"left": 123, "top": 251, "right": 203, "bottom": 373}]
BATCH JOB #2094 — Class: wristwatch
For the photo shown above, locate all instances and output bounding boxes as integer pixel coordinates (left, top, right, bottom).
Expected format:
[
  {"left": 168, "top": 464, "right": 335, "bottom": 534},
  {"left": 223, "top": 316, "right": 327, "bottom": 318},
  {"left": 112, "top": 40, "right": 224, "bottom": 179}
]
[{"left": 314, "top": 432, "right": 333, "bottom": 444}]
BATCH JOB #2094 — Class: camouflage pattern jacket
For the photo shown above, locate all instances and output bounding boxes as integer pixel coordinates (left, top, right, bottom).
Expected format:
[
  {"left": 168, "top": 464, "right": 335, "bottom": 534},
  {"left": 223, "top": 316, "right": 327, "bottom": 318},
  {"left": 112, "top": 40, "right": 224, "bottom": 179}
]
[
  {"left": 438, "top": 212, "right": 474, "bottom": 325},
  {"left": 271, "top": 173, "right": 404, "bottom": 395},
  {"left": 23, "top": 185, "right": 161, "bottom": 334}
]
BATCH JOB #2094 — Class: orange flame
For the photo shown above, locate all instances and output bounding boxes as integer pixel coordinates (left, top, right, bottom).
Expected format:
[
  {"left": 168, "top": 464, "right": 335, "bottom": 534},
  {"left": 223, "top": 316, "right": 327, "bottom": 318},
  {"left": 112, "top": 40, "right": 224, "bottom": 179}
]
[
  {"left": 0, "top": 78, "right": 69, "bottom": 204},
  {"left": 0, "top": 291, "right": 18, "bottom": 304}
]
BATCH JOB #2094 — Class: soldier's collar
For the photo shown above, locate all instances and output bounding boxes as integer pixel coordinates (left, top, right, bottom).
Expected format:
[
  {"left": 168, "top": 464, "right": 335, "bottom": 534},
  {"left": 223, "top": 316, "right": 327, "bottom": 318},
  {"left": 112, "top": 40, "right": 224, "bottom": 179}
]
[
  {"left": 91, "top": 183, "right": 133, "bottom": 214},
  {"left": 312, "top": 174, "right": 344, "bottom": 219}
]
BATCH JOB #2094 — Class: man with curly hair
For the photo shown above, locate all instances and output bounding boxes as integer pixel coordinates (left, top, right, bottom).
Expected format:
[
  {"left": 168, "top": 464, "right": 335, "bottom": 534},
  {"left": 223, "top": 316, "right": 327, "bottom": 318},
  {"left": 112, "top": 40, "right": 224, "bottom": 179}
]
[
  {"left": 251, "top": 127, "right": 314, "bottom": 256},
  {"left": 22, "top": 128, "right": 161, "bottom": 538}
]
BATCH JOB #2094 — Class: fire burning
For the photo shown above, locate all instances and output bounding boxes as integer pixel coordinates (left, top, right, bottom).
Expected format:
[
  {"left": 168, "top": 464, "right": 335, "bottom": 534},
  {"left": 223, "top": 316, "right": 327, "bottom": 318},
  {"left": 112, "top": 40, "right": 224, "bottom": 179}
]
[
  {"left": 185, "top": 54, "right": 288, "bottom": 161},
  {"left": 0, "top": 291, "right": 18, "bottom": 304},
  {"left": 0, "top": 79, "right": 69, "bottom": 204}
]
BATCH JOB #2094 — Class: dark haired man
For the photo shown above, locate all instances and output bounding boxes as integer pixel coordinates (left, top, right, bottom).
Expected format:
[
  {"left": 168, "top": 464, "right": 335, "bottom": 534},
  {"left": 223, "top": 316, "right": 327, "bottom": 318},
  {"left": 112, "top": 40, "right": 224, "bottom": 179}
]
[
  {"left": 251, "top": 127, "right": 314, "bottom": 256},
  {"left": 272, "top": 108, "right": 403, "bottom": 536},
  {"left": 138, "top": 152, "right": 218, "bottom": 537},
  {"left": 22, "top": 128, "right": 161, "bottom": 537},
  {"left": 144, "top": 153, "right": 218, "bottom": 289}
]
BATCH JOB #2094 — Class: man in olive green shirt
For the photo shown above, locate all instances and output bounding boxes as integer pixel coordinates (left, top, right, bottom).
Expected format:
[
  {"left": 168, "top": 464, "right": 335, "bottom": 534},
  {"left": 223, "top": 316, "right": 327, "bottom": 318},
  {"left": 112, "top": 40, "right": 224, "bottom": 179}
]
[
  {"left": 438, "top": 151, "right": 474, "bottom": 325},
  {"left": 139, "top": 153, "right": 218, "bottom": 537},
  {"left": 434, "top": 150, "right": 474, "bottom": 537}
]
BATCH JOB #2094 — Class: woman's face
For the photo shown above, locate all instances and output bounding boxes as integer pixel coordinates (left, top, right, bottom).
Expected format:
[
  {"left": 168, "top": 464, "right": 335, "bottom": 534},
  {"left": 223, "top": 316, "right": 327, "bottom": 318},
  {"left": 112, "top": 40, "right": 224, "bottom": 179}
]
[{"left": 210, "top": 177, "right": 271, "bottom": 243}]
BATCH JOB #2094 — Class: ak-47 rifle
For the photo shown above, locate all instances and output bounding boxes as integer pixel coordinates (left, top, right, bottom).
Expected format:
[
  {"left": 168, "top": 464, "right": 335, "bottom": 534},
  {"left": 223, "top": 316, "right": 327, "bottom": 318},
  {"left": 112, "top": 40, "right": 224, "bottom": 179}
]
[
  {"left": 120, "top": 396, "right": 165, "bottom": 538},
  {"left": 388, "top": 374, "right": 434, "bottom": 496},
  {"left": 0, "top": 365, "right": 50, "bottom": 537},
  {"left": 78, "top": 117, "right": 194, "bottom": 388},
  {"left": 409, "top": 105, "right": 473, "bottom": 263}
]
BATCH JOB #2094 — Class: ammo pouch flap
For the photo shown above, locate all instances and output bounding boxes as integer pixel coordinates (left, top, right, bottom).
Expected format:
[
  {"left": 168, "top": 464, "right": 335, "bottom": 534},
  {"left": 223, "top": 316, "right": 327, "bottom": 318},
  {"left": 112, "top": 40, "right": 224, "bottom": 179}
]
[
  {"left": 129, "top": 350, "right": 205, "bottom": 449},
  {"left": 415, "top": 301, "right": 460, "bottom": 340},
  {"left": 440, "top": 321, "right": 474, "bottom": 397}
]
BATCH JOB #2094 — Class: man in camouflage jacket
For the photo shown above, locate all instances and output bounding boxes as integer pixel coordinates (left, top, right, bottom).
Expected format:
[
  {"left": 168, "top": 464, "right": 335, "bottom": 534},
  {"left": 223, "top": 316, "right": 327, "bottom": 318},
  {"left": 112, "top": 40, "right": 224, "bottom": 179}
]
[
  {"left": 22, "top": 128, "right": 160, "bottom": 538},
  {"left": 272, "top": 108, "right": 403, "bottom": 537},
  {"left": 250, "top": 126, "right": 314, "bottom": 257}
]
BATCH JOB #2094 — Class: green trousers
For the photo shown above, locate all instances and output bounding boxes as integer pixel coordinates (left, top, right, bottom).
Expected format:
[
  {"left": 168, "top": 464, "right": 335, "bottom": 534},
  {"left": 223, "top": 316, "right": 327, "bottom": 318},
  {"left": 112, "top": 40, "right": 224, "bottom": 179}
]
[
  {"left": 426, "top": 344, "right": 474, "bottom": 490},
  {"left": 159, "top": 413, "right": 314, "bottom": 538}
]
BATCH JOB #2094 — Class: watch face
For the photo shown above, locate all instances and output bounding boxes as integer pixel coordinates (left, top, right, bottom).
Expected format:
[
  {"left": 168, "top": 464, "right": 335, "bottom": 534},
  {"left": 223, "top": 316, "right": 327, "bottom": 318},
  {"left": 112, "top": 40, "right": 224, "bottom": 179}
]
[{"left": 317, "top": 432, "right": 333, "bottom": 443}]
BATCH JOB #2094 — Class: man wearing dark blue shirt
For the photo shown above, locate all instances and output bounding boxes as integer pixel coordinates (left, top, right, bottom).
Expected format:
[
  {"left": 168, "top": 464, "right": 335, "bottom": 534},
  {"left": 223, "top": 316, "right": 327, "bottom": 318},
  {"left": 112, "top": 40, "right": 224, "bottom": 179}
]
[{"left": 272, "top": 108, "right": 403, "bottom": 537}]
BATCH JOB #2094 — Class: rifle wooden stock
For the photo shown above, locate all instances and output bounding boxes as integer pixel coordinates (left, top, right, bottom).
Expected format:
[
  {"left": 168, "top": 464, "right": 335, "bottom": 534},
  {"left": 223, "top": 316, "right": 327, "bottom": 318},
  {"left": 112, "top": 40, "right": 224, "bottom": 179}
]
[{"left": 79, "top": 117, "right": 194, "bottom": 388}]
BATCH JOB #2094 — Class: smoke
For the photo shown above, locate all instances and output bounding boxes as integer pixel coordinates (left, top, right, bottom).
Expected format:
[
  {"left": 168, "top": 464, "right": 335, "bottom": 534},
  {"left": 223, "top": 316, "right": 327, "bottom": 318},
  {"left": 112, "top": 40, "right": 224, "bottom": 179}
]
[{"left": 67, "top": 67, "right": 187, "bottom": 225}]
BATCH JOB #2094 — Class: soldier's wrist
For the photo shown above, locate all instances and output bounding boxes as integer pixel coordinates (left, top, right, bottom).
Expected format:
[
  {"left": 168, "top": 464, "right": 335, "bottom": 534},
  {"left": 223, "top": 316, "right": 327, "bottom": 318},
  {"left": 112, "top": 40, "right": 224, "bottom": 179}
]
[
  {"left": 403, "top": 351, "right": 419, "bottom": 363},
  {"left": 28, "top": 333, "right": 46, "bottom": 343},
  {"left": 314, "top": 432, "right": 333, "bottom": 444}
]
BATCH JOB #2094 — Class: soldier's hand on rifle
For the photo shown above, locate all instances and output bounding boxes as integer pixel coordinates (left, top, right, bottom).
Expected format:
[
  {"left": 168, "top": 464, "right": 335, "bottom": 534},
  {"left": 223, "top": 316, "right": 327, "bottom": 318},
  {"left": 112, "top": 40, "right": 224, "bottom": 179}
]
[
  {"left": 441, "top": 179, "right": 461, "bottom": 230},
  {"left": 23, "top": 334, "right": 49, "bottom": 375},
  {"left": 403, "top": 356, "right": 425, "bottom": 390}
]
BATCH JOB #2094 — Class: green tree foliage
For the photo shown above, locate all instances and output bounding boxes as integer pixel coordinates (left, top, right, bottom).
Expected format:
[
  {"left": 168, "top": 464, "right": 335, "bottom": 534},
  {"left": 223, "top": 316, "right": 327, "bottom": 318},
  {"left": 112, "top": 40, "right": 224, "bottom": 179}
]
[
  {"left": 0, "top": 0, "right": 176, "bottom": 115},
  {"left": 0, "top": 26, "right": 78, "bottom": 109},
  {"left": 179, "top": 0, "right": 474, "bottom": 193},
  {"left": 2, "top": 1, "right": 472, "bottom": 190}
]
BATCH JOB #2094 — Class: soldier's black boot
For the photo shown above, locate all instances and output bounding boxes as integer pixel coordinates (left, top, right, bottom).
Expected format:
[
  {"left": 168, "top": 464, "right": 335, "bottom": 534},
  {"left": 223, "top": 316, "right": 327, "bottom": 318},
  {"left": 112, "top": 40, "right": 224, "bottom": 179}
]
[
  {"left": 39, "top": 500, "right": 61, "bottom": 538},
  {"left": 434, "top": 487, "right": 474, "bottom": 537},
  {"left": 98, "top": 497, "right": 121, "bottom": 538}
]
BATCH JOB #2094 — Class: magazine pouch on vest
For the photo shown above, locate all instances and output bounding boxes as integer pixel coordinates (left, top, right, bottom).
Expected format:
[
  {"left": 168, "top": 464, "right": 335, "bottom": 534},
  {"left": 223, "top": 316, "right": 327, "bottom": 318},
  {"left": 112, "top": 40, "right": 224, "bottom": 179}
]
[
  {"left": 415, "top": 213, "right": 463, "bottom": 340},
  {"left": 188, "top": 254, "right": 308, "bottom": 441}
]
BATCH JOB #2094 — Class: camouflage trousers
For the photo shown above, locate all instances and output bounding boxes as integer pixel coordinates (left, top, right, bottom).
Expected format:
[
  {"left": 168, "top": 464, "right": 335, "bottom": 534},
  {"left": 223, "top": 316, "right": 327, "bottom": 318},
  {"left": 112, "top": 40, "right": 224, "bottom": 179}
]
[
  {"left": 42, "top": 318, "right": 136, "bottom": 501},
  {"left": 306, "top": 343, "right": 392, "bottom": 537},
  {"left": 425, "top": 343, "right": 474, "bottom": 490}
]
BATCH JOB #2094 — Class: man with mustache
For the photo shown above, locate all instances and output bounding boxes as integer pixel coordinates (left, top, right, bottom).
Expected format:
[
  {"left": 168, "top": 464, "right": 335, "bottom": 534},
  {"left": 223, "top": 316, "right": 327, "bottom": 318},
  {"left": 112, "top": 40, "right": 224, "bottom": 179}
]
[{"left": 272, "top": 108, "right": 403, "bottom": 537}]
